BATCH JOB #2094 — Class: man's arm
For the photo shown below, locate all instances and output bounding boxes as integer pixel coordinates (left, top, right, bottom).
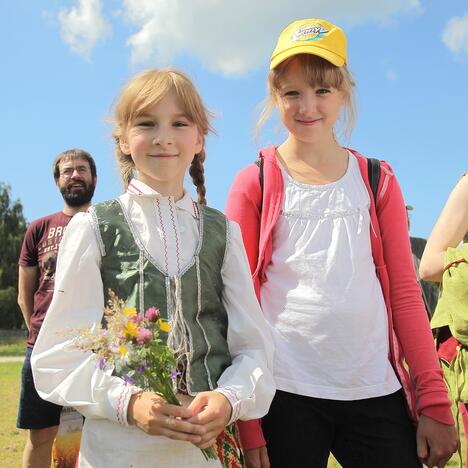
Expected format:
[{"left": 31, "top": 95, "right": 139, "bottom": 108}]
[{"left": 17, "top": 265, "right": 38, "bottom": 330}]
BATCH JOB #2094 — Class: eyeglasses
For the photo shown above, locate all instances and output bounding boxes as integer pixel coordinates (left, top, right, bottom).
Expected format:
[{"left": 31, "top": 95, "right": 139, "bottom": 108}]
[{"left": 60, "top": 166, "right": 91, "bottom": 178}]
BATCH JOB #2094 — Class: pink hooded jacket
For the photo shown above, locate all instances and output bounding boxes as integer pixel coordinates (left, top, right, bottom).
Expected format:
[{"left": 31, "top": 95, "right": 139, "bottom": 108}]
[{"left": 225, "top": 146, "right": 454, "bottom": 450}]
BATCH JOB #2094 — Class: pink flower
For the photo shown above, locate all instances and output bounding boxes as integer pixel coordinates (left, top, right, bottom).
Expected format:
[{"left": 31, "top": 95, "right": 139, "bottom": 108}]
[
  {"left": 136, "top": 328, "right": 152, "bottom": 344},
  {"left": 133, "top": 313, "right": 143, "bottom": 325},
  {"left": 145, "top": 307, "right": 160, "bottom": 322}
]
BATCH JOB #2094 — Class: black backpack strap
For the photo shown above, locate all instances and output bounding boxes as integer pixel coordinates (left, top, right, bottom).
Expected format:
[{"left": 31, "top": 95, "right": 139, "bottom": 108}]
[
  {"left": 367, "top": 158, "right": 381, "bottom": 206},
  {"left": 254, "top": 158, "right": 264, "bottom": 212}
]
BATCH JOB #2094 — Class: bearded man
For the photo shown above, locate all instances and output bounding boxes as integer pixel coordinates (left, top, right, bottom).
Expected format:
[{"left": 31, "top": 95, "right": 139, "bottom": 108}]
[{"left": 17, "top": 148, "right": 97, "bottom": 468}]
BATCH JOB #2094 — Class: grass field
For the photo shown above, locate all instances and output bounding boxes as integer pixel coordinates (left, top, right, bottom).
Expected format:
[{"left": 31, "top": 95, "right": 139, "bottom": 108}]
[
  {"left": 0, "top": 353, "right": 463, "bottom": 467},
  {"left": 0, "top": 335, "right": 26, "bottom": 357},
  {"left": 0, "top": 361, "right": 25, "bottom": 467}
]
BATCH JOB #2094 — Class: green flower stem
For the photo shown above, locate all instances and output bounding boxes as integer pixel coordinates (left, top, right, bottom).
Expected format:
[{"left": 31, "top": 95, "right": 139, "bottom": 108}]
[{"left": 201, "top": 445, "right": 218, "bottom": 460}]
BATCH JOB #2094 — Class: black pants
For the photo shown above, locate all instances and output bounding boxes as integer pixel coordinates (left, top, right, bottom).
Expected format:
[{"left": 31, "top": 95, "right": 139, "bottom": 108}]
[{"left": 262, "top": 390, "right": 422, "bottom": 468}]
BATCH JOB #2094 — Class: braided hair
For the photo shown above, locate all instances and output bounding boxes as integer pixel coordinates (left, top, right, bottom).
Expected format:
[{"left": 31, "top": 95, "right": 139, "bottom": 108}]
[{"left": 189, "top": 150, "right": 207, "bottom": 205}]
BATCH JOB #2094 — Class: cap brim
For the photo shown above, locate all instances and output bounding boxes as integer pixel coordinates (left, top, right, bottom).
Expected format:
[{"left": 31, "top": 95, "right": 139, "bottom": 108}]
[{"left": 270, "top": 44, "right": 345, "bottom": 69}]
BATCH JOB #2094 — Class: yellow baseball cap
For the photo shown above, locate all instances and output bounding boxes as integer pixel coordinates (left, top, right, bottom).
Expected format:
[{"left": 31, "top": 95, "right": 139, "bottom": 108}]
[{"left": 270, "top": 19, "right": 347, "bottom": 69}]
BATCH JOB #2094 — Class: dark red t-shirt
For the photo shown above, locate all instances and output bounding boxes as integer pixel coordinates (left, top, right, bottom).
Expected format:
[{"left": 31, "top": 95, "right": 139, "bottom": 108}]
[{"left": 19, "top": 211, "right": 73, "bottom": 347}]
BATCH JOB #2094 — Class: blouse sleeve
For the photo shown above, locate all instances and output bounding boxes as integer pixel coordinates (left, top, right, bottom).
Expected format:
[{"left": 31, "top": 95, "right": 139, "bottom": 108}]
[
  {"left": 215, "top": 220, "right": 275, "bottom": 423},
  {"left": 31, "top": 212, "right": 138, "bottom": 426}
]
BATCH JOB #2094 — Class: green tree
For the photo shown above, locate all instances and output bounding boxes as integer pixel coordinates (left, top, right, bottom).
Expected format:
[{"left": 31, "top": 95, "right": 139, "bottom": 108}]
[{"left": 0, "top": 183, "right": 27, "bottom": 328}]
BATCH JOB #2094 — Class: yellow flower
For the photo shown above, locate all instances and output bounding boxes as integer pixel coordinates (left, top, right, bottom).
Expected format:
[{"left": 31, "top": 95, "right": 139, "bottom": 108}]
[
  {"left": 124, "top": 307, "right": 137, "bottom": 317},
  {"left": 123, "top": 321, "right": 139, "bottom": 339},
  {"left": 158, "top": 319, "right": 171, "bottom": 333},
  {"left": 120, "top": 345, "right": 127, "bottom": 356}
]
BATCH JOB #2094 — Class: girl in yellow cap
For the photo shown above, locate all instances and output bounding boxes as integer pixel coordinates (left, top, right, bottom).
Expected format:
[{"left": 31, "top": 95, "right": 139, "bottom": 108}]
[{"left": 226, "top": 18, "right": 458, "bottom": 468}]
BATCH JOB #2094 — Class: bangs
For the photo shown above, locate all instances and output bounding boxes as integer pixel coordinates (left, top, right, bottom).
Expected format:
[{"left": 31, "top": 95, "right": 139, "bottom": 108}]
[
  {"left": 130, "top": 77, "right": 172, "bottom": 121},
  {"left": 271, "top": 54, "right": 344, "bottom": 92},
  {"left": 116, "top": 69, "right": 210, "bottom": 135},
  {"left": 258, "top": 53, "right": 356, "bottom": 140}
]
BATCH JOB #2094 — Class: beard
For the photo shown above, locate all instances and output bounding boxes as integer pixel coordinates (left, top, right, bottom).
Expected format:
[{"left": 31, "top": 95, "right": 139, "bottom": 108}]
[{"left": 60, "top": 180, "right": 95, "bottom": 207}]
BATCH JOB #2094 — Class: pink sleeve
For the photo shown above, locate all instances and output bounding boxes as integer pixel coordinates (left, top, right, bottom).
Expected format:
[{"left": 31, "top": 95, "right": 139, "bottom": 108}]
[
  {"left": 225, "top": 164, "right": 261, "bottom": 278},
  {"left": 237, "top": 419, "right": 266, "bottom": 451},
  {"left": 226, "top": 165, "right": 267, "bottom": 448},
  {"left": 378, "top": 170, "right": 454, "bottom": 425}
]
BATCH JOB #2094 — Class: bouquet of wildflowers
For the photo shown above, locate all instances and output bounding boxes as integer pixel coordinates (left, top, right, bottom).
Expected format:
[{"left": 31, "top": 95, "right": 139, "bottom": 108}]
[{"left": 71, "top": 290, "right": 217, "bottom": 461}]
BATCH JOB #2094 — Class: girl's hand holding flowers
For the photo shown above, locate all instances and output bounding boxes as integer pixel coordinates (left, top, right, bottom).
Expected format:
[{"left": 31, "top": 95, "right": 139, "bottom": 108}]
[
  {"left": 187, "top": 391, "right": 232, "bottom": 449},
  {"left": 127, "top": 391, "right": 206, "bottom": 443},
  {"left": 70, "top": 290, "right": 218, "bottom": 460}
]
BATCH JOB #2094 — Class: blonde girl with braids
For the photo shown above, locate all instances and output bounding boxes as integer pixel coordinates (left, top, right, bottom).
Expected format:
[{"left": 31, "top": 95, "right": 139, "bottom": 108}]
[{"left": 31, "top": 68, "right": 274, "bottom": 468}]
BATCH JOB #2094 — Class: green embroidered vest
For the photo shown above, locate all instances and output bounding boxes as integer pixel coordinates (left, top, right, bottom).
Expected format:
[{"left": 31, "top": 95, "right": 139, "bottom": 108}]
[{"left": 89, "top": 199, "right": 232, "bottom": 394}]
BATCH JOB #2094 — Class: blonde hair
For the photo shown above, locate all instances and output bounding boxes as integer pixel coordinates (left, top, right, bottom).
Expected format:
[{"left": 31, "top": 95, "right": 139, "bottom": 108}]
[
  {"left": 257, "top": 54, "right": 356, "bottom": 140},
  {"left": 112, "top": 68, "right": 213, "bottom": 204}
]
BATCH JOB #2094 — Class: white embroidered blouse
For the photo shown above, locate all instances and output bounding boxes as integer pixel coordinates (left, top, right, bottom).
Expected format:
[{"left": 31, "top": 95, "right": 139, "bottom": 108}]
[{"left": 31, "top": 179, "right": 274, "bottom": 429}]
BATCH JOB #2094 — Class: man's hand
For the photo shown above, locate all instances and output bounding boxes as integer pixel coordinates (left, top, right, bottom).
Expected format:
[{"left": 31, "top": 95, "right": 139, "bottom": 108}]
[
  {"left": 416, "top": 414, "right": 459, "bottom": 468},
  {"left": 127, "top": 391, "right": 205, "bottom": 443},
  {"left": 18, "top": 265, "right": 38, "bottom": 330},
  {"left": 187, "top": 391, "right": 232, "bottom": 449},
  {"left": 244, "top": 446, "right": 270, "bottom": 468}
]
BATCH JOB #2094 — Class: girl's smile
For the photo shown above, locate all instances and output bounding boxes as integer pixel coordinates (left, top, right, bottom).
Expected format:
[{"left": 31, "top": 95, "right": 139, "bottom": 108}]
[
  {"left": 149, "top": 153, "right": 177, "bottom": 158},
  {"left": 295, "top": 117, "right": 322, "bottom": 126}
]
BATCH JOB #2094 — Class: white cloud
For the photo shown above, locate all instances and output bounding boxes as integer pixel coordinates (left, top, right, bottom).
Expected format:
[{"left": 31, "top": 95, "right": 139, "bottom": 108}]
[
  {"left": 58, "top": 0, "right": 111, "bottom": 61},
  {"left": 54, "top": 0, "right": 421, "bottom": 72},
  {"left": 442, "top": 12, "right": 468, "bottom": 58},
  {"left": 121, "top": 0, "right": 421, "bottom": 75}
]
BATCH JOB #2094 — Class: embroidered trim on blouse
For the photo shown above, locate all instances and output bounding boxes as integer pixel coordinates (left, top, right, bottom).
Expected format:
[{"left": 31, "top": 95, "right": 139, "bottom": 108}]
[
  {"left": 116, "top": 384, "right": 132, "bottom": 426},
  {"left": 115, "top": 197, "right": 204, "bottom": 278},
  {"left": 127, "top": 181, "right": 144, "bottom": 195},
  {"left": 281, "top": 204, "right": 370, "bottom": 221},
  {"left": 216, "top": 386, "right": 242, "bottom": 424}
]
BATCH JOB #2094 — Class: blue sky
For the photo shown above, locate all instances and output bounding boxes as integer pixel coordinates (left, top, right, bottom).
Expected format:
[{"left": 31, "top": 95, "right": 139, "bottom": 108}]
[{"left": 2, "top": 0, "right": 467, "bottom": 238}]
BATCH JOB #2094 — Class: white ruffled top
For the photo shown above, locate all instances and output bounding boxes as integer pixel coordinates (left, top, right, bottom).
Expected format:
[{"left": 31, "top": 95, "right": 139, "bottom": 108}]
[{"left": 260, "top": 152, "right": 401, "bottom": 400}]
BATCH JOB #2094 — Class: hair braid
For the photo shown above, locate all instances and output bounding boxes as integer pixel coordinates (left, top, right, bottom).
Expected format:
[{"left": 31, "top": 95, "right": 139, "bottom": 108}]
[
  {"left": 113, "top": 135, "right": 134, "bottom": 189},
  {"left": 189, "top": 151, "right": 207, "bottom": 205}
]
